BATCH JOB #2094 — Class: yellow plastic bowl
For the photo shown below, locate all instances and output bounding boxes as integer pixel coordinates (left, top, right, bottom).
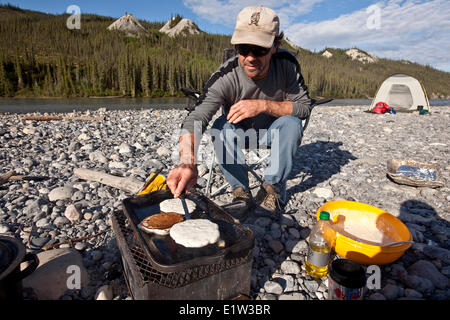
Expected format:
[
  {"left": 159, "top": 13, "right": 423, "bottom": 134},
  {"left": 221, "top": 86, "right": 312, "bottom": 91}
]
[{"left": 316, "top": 201, "right": 412, "bottom": 265}]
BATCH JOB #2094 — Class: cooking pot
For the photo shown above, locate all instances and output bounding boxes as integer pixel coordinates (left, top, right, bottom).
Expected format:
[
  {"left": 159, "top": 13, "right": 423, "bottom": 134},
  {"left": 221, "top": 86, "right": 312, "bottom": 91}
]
[{"left": 0, "top": 235, "right": 39, "bottom": 300}]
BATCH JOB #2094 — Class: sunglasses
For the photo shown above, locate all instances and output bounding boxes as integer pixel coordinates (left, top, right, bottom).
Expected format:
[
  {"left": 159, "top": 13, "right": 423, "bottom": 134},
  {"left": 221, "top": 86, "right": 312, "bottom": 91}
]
[{"left": 235, "top": 44, "right": 273, "bottom": 57}]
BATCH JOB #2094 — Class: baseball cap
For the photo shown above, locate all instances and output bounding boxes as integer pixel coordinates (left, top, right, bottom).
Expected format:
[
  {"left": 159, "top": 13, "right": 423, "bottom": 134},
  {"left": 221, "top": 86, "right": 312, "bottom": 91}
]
[{"left": 231, "top": 5, "right": 280, "bottom": 49}]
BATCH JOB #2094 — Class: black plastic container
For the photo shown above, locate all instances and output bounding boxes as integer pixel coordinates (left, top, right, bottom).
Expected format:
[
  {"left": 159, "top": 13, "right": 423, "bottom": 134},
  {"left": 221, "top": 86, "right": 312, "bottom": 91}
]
[{"left": 328, "top": 259, "right": 366, "bottom": 300}]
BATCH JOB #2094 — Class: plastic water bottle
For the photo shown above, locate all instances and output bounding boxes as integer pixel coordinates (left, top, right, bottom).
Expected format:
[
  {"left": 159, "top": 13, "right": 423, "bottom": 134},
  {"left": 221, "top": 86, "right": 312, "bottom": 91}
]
[{"left": 305, "top": 211, "right": 334, "bottom": 278}]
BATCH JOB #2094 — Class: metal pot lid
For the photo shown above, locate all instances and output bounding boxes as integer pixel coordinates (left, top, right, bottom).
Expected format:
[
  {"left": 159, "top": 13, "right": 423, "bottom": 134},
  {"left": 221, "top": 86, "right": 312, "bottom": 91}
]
[{"left": 0, "top": 235, "right": 25, "bottom": 279}]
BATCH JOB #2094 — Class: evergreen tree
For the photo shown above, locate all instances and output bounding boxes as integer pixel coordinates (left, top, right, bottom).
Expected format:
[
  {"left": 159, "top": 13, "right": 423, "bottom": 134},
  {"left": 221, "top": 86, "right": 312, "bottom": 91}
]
[
  {"left": 140, "top": 57, "right": 150, "bottom": 97},
  {"left": 0, "top": 56, "right": 12, "bottom": 96},
  {"left": 0, "top": 4, "right": 448, "bottom": 99},
  {"left": 14, "top": 54, "right": 24, "bottom": 91}
]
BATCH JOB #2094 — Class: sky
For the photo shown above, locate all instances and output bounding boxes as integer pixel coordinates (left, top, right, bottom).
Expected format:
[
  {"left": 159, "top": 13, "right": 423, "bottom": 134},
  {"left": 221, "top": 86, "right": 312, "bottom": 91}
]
[{"left": 4, "top": 0, "right": 450, "bottom": 72}]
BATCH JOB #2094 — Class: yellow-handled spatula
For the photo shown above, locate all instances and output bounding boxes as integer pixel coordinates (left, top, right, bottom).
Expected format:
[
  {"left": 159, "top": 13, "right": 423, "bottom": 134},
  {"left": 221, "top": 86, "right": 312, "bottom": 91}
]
[{"left": 137, "top": 169, "right": 167, "bottom": 195}]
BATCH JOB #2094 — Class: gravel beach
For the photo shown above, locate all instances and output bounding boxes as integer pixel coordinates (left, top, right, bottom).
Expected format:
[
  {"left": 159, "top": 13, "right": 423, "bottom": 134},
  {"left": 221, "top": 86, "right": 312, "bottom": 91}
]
[{"left": 0, "top": 105, "right": 449, "bottom": 300}]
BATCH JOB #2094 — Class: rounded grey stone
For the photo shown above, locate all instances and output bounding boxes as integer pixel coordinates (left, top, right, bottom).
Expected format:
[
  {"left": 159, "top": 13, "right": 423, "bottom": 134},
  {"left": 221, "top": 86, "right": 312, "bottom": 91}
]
[
  {"left": 280, "top": 260, "right": 301, "bottom": 275},
  {"left": 264, "top": 281, "right": 283, "bottom": 295}
]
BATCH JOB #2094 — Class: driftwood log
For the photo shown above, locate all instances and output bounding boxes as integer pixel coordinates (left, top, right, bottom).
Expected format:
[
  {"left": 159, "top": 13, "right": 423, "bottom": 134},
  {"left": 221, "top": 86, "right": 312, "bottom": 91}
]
[
  {"left": 21, "top": 116, "right": 106, "bottom": 121},
  {"left": 0, "top": 170, "right": 49, "bottom": 186},
  {"left": 0, "top": 170, "right": 14, "bottom": 185},
  {"left": 73, "top": 168, "right": 143, "bottom": 194}
]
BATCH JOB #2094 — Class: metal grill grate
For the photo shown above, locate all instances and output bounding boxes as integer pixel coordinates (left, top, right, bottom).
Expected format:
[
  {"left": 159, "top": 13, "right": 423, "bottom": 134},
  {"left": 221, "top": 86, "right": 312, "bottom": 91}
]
[{"left": 112, "top": 209, "right": 252, "bottom": 289}]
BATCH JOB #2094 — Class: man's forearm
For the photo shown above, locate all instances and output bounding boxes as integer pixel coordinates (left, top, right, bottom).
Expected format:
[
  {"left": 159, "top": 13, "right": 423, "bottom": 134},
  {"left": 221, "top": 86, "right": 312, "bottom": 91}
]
[
  {"left": 263, "top": 100, "right": 293, "bottom": 118},
  {"left": 179, "top": 133, "right": 198, "bottom": 166}
]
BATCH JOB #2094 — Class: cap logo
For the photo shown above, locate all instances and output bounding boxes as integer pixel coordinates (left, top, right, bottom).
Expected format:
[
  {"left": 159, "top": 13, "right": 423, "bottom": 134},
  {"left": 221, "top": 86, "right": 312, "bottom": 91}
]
[{"left": 249, "top": 11, "right": 260, "bottom": 26}]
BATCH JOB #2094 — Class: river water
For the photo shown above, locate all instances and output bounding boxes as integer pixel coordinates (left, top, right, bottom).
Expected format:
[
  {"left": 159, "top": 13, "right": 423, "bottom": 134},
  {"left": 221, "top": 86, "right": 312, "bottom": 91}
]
[{"left": 0, "top": 97, "right": 449, "bottom": 114}]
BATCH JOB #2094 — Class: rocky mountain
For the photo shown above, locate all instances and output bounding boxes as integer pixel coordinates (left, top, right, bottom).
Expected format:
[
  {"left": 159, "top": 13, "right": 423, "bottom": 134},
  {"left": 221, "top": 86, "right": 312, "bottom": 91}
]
[
  {"left": 345, "top": 48, "right": 378, "bottom": 64},
  {"left": 107, "top": 13, "right": 148, "bottom": 37},
  {"left": 159, "top": 16, "right": 201, "bottom": 37},
  {"left": 1, "top": 4, "right": 449, "bottom": 99},
  {"left": 322, "top": 50, "right": 333, "bottom": 58},
  {"left": 317, "top": 47, "right": 379, "bottom": 63},
  {"left": 315, "top": 47, "right": 378, "bottom": 63}
]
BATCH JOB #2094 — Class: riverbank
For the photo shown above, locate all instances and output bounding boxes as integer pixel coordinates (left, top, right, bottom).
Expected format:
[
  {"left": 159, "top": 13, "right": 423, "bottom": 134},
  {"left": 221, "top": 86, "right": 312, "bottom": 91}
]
[
  {"left": 0, "top": 105, "right": 449, "bottom": 300},
  {"left": 1, "top": 98, "right": 450, "bottom": 114}
]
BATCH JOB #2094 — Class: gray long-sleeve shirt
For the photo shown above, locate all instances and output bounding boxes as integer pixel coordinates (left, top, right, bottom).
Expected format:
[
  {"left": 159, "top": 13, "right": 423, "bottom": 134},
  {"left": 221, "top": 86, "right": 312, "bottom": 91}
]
[{"left": 181, "top": 49, "right": 312, "bottom": 134}]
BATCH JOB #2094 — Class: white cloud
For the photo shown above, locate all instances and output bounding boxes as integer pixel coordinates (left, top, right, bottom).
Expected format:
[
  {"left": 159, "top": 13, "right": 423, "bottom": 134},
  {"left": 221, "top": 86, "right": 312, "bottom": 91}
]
[
  {"left": 285, "top": 0, "right": 450, "bottom": 71},
  {"left": 183, "top": 0, "right": 450, "bottom": 71},
  {"left": 182, "top": 0, "right": 325, "bottom": 28}
]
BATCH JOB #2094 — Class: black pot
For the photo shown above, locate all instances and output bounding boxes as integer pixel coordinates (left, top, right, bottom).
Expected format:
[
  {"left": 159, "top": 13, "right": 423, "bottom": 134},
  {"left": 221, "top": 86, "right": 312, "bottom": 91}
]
[{"left": 0, "top": 235, "right": 39, "bottom": 300}]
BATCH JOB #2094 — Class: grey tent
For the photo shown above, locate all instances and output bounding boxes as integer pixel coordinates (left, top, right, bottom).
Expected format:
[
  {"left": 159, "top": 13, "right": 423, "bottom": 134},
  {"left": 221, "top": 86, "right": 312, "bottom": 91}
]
[{"left": 369, "top": 74, "right": 430, "bottom": 112}]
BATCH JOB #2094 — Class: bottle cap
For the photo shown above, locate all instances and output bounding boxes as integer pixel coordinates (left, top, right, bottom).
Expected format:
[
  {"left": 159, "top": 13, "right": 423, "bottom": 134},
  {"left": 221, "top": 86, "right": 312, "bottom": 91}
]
[{"left": 319, "top": 211, "right": 330, "bottom": 220}]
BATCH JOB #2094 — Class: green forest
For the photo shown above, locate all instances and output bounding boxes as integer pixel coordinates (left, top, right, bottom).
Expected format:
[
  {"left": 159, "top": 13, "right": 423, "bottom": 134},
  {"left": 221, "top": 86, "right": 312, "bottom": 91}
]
[{"left": 1, "top": 4, "right": 449, "bottom": 99}]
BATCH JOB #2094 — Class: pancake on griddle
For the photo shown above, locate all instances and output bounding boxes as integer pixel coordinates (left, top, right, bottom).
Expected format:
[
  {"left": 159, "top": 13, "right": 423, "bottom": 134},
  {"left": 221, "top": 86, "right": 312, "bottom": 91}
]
[
  {"left": 159, "top": 198, "right": 196, "bottom": 215},
  {"left": 139, "top": 212, "right": 184, "bottom": 235},
  {"left": 169, "top": 219, "right": 220, "bottom": 248}
]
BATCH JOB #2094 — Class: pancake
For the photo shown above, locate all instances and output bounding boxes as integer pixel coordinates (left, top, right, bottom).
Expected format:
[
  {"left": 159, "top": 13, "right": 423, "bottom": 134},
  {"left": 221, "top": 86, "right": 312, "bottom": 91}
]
[
  {"left": 159, "top": 198, "right": 196, "bottom": 215},
  {"left": 139, "top": 212, "right": 184, "bottom": 235},
  {"left": 169, "top": 219, "right": 220, "bottom": 248}
]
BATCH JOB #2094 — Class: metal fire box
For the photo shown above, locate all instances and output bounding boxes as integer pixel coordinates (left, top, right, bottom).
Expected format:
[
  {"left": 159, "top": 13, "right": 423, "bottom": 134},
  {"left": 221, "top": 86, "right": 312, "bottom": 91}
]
[{"left": 111, "top": 189, "right": 255, "bottom": 300}]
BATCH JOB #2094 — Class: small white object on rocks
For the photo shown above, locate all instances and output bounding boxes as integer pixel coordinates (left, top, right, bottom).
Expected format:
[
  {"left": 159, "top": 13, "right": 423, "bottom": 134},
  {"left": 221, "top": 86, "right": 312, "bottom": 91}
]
[
  {"left": 83, "top": 213, "right": 93, "bottom": 220},
  {"left": 38, "top": 188, "right": 50, "bottom": 195},
  {"left": 313, "top": 187, "right": 334, "bottom": 199},
  {"left": 280, "top": 260, "right": 301, "bottom": 274},
  {"left": 156, "top": 146, "right": 171, "bottom": 156},
  {"left": 95, "top": 285, "right": 113, "bottom": 300},
  {"left": 303, "top": 279, "right": 319, "bottom": 292},
  {"left": 22, "top": 126, "right": 36, "bottom": 135},
  {"left": 77, "top": 133, "right": 90, "bottom": 141},
  {"left": 74, "top": 242, "right": 87, "bottom": 251},
  {"left": 64, "top": 205, "right": 81, "bottom": 223},
  {"left": 118, "top": 143, "right": 133, "bottom": 154},
  {"left": 0, "top": 224, "right": 10, "bottom": 233},
  {"left": 133, "top": 142, "right": 144, "bottom": 150},
  {"left": 48, "top": 187, "right": 74, "bottom": 202},
  {"left": 264, "top": 281, "right": 284, "bottom": 295}
]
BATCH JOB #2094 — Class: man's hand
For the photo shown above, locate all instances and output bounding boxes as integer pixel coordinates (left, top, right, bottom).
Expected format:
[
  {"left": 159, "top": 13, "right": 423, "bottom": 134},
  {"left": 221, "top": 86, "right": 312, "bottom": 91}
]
[
  {"left": 166, "top": 164, "right": 198, "bottom": 198},
  {"left": 227, "top": 99, "right": 294, "bottom": 124},
  {"left": 227, "top": 100, "right": 265, "bottom": 124}
]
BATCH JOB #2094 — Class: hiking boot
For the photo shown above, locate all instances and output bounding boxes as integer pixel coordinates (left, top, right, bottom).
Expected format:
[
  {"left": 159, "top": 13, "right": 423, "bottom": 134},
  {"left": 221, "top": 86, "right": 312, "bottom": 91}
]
[
  {"left": 222, "top": 187, "right": 255, "bottom": 221},
  {"left": 254, "top": 181, "right": 284, "bottom": 218}
]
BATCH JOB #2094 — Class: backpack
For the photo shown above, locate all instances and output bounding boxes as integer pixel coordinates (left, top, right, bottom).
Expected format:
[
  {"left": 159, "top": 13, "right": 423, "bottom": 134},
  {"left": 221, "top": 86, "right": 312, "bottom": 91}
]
[{"left": 372, "top": 102, "right": 392, "bottom": 114}]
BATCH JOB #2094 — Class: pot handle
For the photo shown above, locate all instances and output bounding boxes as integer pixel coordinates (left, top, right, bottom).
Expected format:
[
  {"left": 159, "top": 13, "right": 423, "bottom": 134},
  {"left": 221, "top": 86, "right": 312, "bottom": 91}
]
[{"left": 17, "top": 253, "right": 39, "bottom": 281}]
